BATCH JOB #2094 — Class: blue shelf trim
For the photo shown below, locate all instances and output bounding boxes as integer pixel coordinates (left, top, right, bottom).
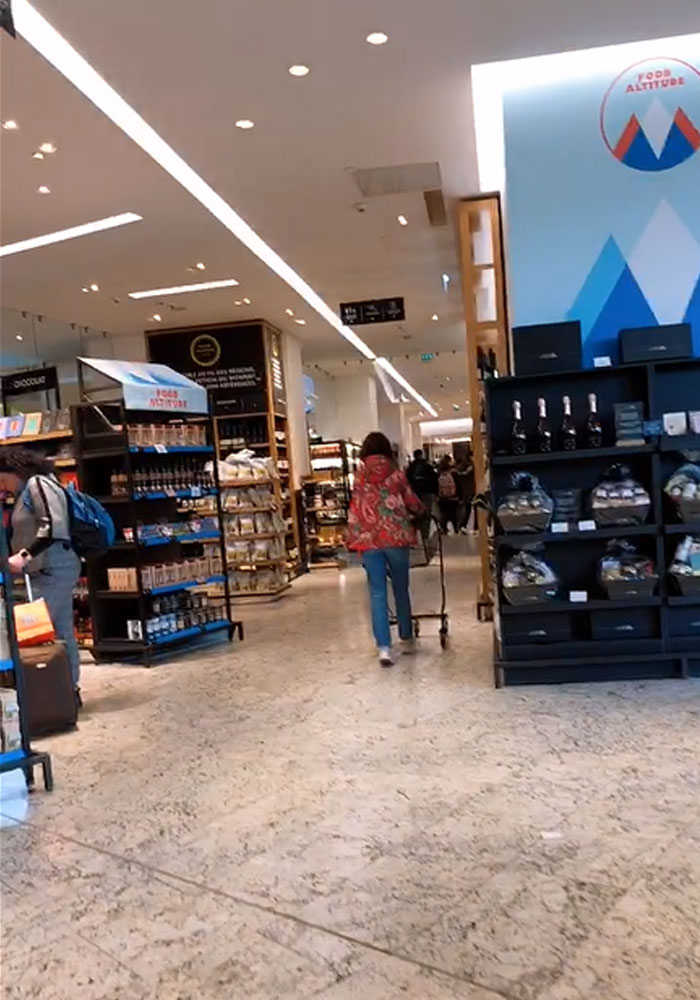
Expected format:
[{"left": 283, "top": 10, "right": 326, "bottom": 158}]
[
  {"left": 132, "top": 488, "right": 218, "bottom": 500},
  {"left": 146, "top": 574, "right": 226, "bottom": 596},
  {"left": 151, "top": 619, "right": 231, "bottom": 646},
  {"left": 0, "top": 658, "right": 14, "bottom": 673},
  {"left": 140, "top": 531, "right": 220, "bottom": 548},
  {"left": 130, "top": 445, "right": 213, "bottom": 454},
  {"left": 0, "top": 748, "right": 26, "bottom": 766}
]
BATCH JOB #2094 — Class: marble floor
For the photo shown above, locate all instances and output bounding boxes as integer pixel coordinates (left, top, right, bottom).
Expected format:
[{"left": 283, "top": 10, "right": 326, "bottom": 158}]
[{"left": 1, "top": 541, "right": 699, "bottom": 1000}]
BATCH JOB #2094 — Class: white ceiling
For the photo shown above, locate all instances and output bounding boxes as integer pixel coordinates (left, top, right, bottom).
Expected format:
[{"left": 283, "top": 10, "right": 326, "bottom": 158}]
[{"left": 2, "top": 0, "right": 697, "bottom": 407}]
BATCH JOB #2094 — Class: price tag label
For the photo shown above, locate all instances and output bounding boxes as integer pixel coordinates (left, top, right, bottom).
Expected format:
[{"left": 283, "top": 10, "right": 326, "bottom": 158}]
[
  {"left": 191, "top": 486, "right": 202, "bottom": 498},
  {"left": 578, "top": 520, "right": 596, "bottom": 532},
  {"left": 569, "top": 591, "right": 588, "bottom": 603},
  {"left": 154, "top": 443, "right": 168, "bottom": 454},
  {"left": 551, "top": 523, "right": 569, "bottom": 534},
  {"left": 594, "top": 356, "right": 612, "bottom": 368}
]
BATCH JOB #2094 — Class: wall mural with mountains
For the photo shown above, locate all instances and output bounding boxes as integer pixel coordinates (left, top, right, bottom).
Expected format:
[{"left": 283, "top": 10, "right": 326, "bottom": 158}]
[{"left": 504, "top": 43, "right": 700, "bottom": 366}]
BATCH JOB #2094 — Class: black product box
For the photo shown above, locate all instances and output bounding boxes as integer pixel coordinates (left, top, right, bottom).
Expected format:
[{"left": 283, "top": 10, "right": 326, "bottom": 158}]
[
  {"left": 590, "top": 607, "right": 656, "bottom": 641},
  {"left": 619, "top": 323, "right": 692, "bottom": 364},
  {"left": 502, "top": 612, "right": 572, "bottom": 644},
  {"left": 512, "top": 321, "right": 582, "bottom": 376}
]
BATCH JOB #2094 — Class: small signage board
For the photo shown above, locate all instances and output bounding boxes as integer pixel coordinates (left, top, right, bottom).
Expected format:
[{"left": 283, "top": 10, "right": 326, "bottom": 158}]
[{"left": 339, "top": 297, "right": 405, "bottom": 325}]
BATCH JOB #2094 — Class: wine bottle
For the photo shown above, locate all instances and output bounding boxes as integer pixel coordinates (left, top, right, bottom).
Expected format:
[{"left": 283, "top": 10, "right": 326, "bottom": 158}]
[
  {"left": 560, "top": 395, "right": 577, "bottom": 451},
  {"left": 586, "top": 392, "right": 603, "bottom": 448},
  {"left": 536, "top": 398, "right": 552, "bottom": 452},
  {"left": 511, "top": 400, "right": 527, "bottom": 455}
]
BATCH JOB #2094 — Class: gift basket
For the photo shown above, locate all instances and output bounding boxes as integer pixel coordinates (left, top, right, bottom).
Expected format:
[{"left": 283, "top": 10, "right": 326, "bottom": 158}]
[
  {"left": 590, "top": 464, "right": 651, "bottom": 527},
  {"left": 497, "top": 473, "right": 553, "bottom": 534},
  {"left": 501, "top": 548, "right": 559, "bottom": 606},
  {"left": 664, "top": 463, "right": 700, "bottom": 524},
  {"left": 599, "top": 539, "right": 658, "bottom": 600},
  {"left": 669, "top": 535, "right": 700, "bottom": 596}
]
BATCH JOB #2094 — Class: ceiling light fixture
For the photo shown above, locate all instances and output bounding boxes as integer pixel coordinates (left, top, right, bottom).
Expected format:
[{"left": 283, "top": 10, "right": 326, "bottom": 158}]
[
  {"left": 375, "top": 358, "right": 437, "bottom": 416},
  {"left": 90, "top": 282, "right": 99, "bottom": 291},
  {"left": 235, "top": 119, "right": 255, "bottom": 130},
  {"left": 431, "top": 313, "right": 439, "bottom": 321},
  {"left": 288, "top": 64, "right": 310, "bottom": 77},
  {"left": 38, "top": 141, "right": 57, "bottom": 153},
  {"left": 243, "top": 297, "right": 251, "bottom": 305},
  {"left": 16, "top": 334, "right": 23, "bottom": 341},
  {"left": 12, "top": 1, "right": 424, "bottom": 379},
  {"left": 234, "top": 300, "right": 243, "bottom": 306},
  {"left": 0, "top": 211, "right": 142, "bottom": 258},
  {"left": 150, "top": 313, "right": 162, "bottom": 322},
  {"left": 366, "top": 32, "right": 388, "bottom": 45},
  {"left": 81, "top": 286, "right": 89, "bottom": 292},
  {"left": 32, "top": 151, "right": 45, "bottom": 160},
  {"left": 37, "top": 185, "right": 51, "bottom": 194},
  {"left": 1, "top": 120, "right": 19, "bottom": 130},
  {"left": 285, "top": 308, "right": 294, "bottom": 316},
  {"left": 294, "top": 318, "right": 306, "bottom": 325},
  {"left": 397, "top": 215, "right": 408, "bottom": 226},
  {"left": 128, "top": 278, "right": 239, "bottom": 299}
]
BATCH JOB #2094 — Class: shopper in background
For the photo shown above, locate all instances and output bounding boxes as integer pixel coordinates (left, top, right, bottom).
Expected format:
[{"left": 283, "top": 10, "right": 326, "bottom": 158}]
[
  {"left": 0, "top": 448, "right": 82, "bottom": 704},
  {"left": 456, "top": 449, "right": 477, "bottom": 533},
  {"left": 437, "top": 455, "right": 460, "bottom": 534},
  {"left": 406, "top": 447, "right": 438, "bottom": 522},
  {"left": 348, "top": 432, "right": 423, "bottom": 667}
]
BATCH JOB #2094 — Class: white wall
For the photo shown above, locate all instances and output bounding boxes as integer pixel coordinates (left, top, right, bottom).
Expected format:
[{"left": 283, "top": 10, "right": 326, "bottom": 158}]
[
  {"left": 312, "top": 373, "right": 379, "bottom": 445},
  {"left": 281, "top": 333, "right": 310, "bottom": 488}
]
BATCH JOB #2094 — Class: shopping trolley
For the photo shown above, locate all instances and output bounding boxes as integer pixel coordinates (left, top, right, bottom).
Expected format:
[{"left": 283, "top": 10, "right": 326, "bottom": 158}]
[{"left": 390, "top": 515, "right": 449, "bottom": 649}]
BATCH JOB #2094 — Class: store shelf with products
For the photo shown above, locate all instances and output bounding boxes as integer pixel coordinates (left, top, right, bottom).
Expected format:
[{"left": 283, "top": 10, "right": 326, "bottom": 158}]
[
  {"left": 303, "top": 440, "right": 359, "bottom": 569},
  {"left": 487, "top": 358, "right": 700, "bottom": 687},
  {"left": 0, "top": 546, "right": 53, "bottom": 791}
]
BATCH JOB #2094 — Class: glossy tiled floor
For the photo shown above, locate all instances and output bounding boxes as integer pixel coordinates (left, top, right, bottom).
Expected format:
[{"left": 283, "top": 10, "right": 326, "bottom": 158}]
[{"left": 1, "top": 541, "right": 699, "bottom": 999}]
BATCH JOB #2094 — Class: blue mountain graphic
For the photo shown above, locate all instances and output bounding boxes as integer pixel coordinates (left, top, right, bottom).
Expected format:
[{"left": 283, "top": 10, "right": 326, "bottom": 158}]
[
  {"left": 683, "top": 273, "right": 700, "bottom": 357},
  {"left": 658, "top": 122, "right": 697, "bottom": 171},
  {"left": 622, "top": 125, "right": 660, "bottom": 172},
  {"left": 584, "top": 264, "right": 658, "bottom": 367},
  {"left": 567, "top": 236, "right": 626, "bottom": 341}
]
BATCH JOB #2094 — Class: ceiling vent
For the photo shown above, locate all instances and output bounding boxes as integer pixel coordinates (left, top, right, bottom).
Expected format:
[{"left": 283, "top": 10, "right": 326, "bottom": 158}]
[
  {"left": 352, "top": 162, "right": 442, "bottom": 197},
  {"left": 423, "top": 189, "right": 447, "bottom": 227}
]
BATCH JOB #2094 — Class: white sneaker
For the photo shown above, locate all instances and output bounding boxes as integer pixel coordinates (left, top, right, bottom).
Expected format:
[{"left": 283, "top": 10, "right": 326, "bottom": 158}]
[
  {"left": 400, "top": 638, "right": 417, "bottom": 655},
  {"left": 378, "top": 647, "right": 394, "bottom": 667}
]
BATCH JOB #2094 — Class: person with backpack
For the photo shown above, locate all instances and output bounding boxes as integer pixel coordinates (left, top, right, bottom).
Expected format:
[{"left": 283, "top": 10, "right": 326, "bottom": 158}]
[
  {"left": 0, "top": 447, "right": 113, "bottom": 704},
  {"left": 437, "top": 455, "right": 460, "bottom": 535}
]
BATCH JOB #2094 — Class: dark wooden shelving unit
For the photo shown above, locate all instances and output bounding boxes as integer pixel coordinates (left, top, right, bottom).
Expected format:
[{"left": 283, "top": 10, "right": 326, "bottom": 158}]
[{"left": 486, "top": 357, "right": 700, "bottom": 686}]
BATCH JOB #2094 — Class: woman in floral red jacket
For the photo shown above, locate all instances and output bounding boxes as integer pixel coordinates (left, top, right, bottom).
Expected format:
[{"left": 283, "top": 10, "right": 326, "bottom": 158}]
[{"left": 347, "top": 432, "right": 424, "bottom": 666}]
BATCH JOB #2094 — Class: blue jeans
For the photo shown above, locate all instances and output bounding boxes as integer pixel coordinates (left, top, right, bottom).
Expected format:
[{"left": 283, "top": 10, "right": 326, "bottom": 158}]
[
  {"left": 30, "top": 546, "right": 81, "bottom": 688},
  {"left": 361, "top": 547, "right": 413, "bottom": 649}
]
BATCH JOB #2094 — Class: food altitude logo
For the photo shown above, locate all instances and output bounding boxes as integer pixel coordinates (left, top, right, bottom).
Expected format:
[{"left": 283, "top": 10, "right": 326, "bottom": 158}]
[{"left": 600, "top": 57, "right": 700, "bottom": 172}]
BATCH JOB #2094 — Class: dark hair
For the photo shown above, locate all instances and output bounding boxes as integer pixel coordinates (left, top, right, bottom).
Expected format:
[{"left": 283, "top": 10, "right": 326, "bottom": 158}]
[
  {"left": 438, "top": 455, "right": 453, "bottom": 473},
  {"left": 413, "top": 448, "right": 424, "bottom": 459},
  {"left": 360, "top": 432, "right": 393, "bottom": 461},
  {"left": 0, "top": 446, "right": 53, "bottom": 481}
]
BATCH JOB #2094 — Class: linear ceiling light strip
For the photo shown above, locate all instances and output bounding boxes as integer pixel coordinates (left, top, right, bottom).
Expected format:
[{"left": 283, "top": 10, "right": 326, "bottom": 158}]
[
  {"left": 0, "top": 212, "right": 142, "bottom": 257},
  {"left": 375, "top": 358, "right": 437, "bottom": 416},
  {"left": 12, "top": 0, "right": 379, "bottom": 365}
]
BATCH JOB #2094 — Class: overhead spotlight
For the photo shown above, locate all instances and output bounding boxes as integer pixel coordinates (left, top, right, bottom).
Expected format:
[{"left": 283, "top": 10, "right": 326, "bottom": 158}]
[
  {"left": 243, "top": 297, "right": 251, "bottom": 304},
  {"left": 235, "top": 119, "right": 255, "bottom": 129},
  {"left": 39, "top": 142, "right": 57, "bottom": 154},
  {"left": 441, "top": 272, "right": 451, "bottom": 291},
  {"left": 16, "top": 334, "right": 23, "bottom": 341},
  {"left": 1, "top": 120, "right": 19, "bottom": 130},
  {"left": 234, "top": 300, "right": 243, "bottom": 306},
  {"left": 81, "top": 286, "right": 89, "bottom": 293},
  {"left": 195, "top": 261, "right": 206, "bottom": 270},
  {"left": 366, "top": 32, "right": 388, "bottom": 45},
  {"left": 90, "top": 282, "right": 99, "bottom": 292},
  {"left": 37, "top": 185, "right": 51, "bottom": 194},
  {"left": 151, "top": 313, "right": 162, "bottom": 322},
  {"left": 289, "top": 64, "right": 310, "bottom": 77},
  {"left": 431, "top": 313, "right": 439, "bottom": 321},
  {"left": 32, "top": 151, "right": 45, "bottom": 160},
  {"left": 295, "top": 318, "right": 306, "bottom": 325},
  {"left": 397, "top": 215, "right": 408, "bottom": 226},
  {"left": 285, "top": 308, "right": 294, "bottom": 316}
]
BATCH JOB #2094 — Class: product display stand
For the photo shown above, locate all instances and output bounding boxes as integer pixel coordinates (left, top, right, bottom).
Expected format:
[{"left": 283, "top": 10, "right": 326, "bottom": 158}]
[
  {"left": 487, "top": 358, "right": 700, "bottom": 687},
  {"left": 75, "top": 359, "right": 242, "bottom": 665},
  {"left": 0, "top": 537, "right": 53, "bottom": 792},
  {"left": 303, "top": 440, "right": 359, "bottom": 569}
]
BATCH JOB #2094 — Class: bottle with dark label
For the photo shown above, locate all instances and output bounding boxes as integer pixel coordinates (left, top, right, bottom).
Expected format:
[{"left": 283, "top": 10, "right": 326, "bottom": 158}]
[
  {"left": 586, "top": 392, "right": 603, "bottom": 448},
  {"left": 536, "top": 398, "right": 552, "bottom": 452},
  {"left": 511, "top": 400, "right": 527, "bottom": 455},
  {"left": 560, "top": 395, "right": 577, "bottom": 451}
]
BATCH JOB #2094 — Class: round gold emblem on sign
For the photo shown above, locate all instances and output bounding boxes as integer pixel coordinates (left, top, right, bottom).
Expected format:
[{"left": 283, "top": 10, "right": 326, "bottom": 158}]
[{"left": 190, "top": 334, "right": 221, "bottom": 367}]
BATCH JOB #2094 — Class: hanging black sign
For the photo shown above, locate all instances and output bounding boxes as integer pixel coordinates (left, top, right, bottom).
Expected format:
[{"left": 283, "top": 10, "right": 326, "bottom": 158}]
[
  {"left": 1, "top": 365, "right": 59, "bottom": 401},
  {"left": 339, "top": 297, "right": 405, "bottom": 325},
  {"left": 146, "top": 324, "right": 267, "bottom": 414},
  {"left": 0, "top": 0, "right": 15, "bottom": 38}
]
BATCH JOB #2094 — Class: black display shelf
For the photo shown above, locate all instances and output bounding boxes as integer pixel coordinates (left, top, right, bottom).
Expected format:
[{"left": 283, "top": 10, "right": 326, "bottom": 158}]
[{"left": 486, "top": 357, "right": 700, "bottom": 687}]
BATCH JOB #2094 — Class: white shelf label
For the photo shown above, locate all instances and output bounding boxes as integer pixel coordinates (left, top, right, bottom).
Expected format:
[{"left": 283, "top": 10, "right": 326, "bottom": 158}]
[
  {"left": 154, "top": 443, "right": 168, "bottom": 454},
  {"left": 594, "top": 356, "right": 612, "bottom": 368},
  {"left": 569, "top": 591, "right": 588, "bottom": 603},
  {"left": 551, "top": 522, "right": 569, "bottom": 534},
  {"left": 578, "top": 520, "right": 596, "bottom": 532}
]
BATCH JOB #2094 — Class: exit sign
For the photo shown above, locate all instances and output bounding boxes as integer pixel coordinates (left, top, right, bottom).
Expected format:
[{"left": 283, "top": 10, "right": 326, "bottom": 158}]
[{"left": 420, "top": 353, "right": 434, "bottom": 362}]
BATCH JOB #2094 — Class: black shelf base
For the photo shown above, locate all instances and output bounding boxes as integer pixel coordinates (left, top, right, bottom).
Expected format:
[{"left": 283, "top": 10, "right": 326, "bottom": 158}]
[{"left": 497, "top": 653, "right": 686, "bottom": 687}]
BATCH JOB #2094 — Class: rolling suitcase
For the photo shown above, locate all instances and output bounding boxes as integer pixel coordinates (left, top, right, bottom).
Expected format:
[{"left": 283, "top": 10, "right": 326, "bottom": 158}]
[{"left": 21, "top": 640, "right": 77, "bottom": 738}]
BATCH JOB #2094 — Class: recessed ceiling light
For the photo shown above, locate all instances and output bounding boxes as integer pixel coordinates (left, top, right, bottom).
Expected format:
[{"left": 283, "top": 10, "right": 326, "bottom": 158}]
[
  {"left": 32, "top": 151, "right": 45, "bottom": 160},
  {"left": 234, "top": 300, "right": 243, "bottom": 306},
  {"left": 289, "top": 64, "right": 310, "bottom": 77},
  {"left": 39, "top": 141, "right": 57, "bottom": 154},
  {"left": 37, "top": 185, "right": 51, "bottom": 194},
  {"left": 366, "top": 32, "right": 388, "bottom": 45},
  {"left": 128, "top": 278, "right": 239, "bottom": 299},
  {"left": 1, "top": 120, "right": 19, "bottom": 130},
  {"left": 81, "top": 286, "right": 89, "bottom": 293},
  {"left": 397, "top": 215, "right": 408, "bottom": 226},
  {"left": 295, "top": 318, "right": 306, "bottom": 325},
  {"left": 195, "top": 261, "right": 206, "bottom": 270},
  {"left": 285, "top": 308, "right": 294, "bottom": 316},
  {"left": 431, "top": 314, "right": 439, "bottom": 321},
  {"left": 90, "top": 282, "right": 99, "bottom": 292},
  {"left": 0, "top": 212, "right": 143, "bottom": 258},
  {"left": 151, "top": 313, "right": 162, "bottom": 322},
  {"left": 16, "top": 334, "right": 23, "bottom": 341},
  {"left": 243, "top": 297, "right": 251, "bottom": 305},
  {"left": 235, "top": 119, "right": 255, "bottom": 130}
]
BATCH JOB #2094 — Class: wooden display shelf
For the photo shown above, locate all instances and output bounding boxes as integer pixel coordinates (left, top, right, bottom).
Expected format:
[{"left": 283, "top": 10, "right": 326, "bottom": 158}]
[
  {"left": 0, "top": 430, "right": 72, "bottom": 447},
  {"left": 224, "top": 505, "right": 277, "bottom": 516},
  {"left": 220, "top": 479, "right": 273, "bottom": 489}
]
